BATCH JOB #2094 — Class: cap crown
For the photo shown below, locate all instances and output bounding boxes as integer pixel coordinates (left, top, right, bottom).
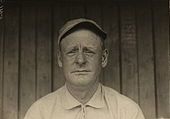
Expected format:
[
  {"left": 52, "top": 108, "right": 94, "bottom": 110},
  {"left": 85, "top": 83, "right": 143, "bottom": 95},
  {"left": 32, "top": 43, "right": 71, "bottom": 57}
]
[{"left": 58, "top": 18, "right": 107, "bottom": 45}]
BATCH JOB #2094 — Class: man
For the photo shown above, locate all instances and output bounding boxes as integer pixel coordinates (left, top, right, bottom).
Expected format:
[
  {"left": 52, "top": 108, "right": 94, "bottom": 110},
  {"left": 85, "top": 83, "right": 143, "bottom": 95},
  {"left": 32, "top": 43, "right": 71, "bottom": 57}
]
[{"left": 24, "top": 18, "right": 145, "bottom": 119}]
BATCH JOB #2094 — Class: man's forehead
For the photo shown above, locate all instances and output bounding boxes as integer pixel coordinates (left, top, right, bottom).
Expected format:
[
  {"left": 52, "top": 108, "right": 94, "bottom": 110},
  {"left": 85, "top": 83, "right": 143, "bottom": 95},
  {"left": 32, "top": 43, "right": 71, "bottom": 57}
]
[
  {"left": 60, "top": 29, "right": 102, "bottom": 51},
  {"left": 61, "top": 30, "right": 101, "bottom": 47}
]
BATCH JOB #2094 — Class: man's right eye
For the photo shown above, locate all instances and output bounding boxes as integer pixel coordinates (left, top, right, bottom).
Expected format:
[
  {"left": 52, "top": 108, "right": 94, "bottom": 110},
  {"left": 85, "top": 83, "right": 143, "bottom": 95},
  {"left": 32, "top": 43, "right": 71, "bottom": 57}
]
[{"left": 66, "top": 50, "right": 76, "bottom": 55}]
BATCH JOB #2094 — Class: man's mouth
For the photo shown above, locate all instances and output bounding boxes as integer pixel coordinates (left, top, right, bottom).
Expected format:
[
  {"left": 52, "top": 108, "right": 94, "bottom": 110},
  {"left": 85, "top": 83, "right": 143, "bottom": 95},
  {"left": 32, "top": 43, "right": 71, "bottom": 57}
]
[{"left": 71, "top": 70, "right": 91, "bottom": 74}]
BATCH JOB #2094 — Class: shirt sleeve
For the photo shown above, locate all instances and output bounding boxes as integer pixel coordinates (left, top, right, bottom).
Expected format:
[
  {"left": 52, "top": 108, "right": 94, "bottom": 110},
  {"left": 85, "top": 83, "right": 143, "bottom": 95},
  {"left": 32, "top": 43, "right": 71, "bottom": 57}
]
[
  {"left": 132, "top": 105, "right": 145, "bottom": 119},
  {"left": 24, "top": 101, "right": 43, "bottom": 119},
  {"left": 120, "top": 102, "right": 145, "bottom": 119}
]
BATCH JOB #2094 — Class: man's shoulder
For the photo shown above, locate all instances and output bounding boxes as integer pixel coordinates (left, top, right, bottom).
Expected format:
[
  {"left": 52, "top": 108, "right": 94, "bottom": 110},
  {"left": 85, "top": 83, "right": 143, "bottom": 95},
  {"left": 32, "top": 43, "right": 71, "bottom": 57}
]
[
  {"left": 24, "top": 86, "right": 65, "bottom": 119},
  {"left": 30, "top": 86, "right": 65, "bottom": 108},
  {"left": 102, "top": 85, "right": 140, "bottom": 109},
  {"left": 102, "top": 85, "right": 145, "bottom": 119}
]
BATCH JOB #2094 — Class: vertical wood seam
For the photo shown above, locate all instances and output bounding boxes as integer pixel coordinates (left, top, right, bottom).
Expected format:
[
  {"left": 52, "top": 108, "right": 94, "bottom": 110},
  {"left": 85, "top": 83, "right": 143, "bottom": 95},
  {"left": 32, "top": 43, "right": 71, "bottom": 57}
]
[
  {"left": 134, "top": 3, "right": 140, "bottom": 104},
  {"left": 118, "top": 4, "right": 122, "bottom": 94},
  {"left": 18, "top": 5, "right": 21, "bottom": 119},
  {"left": 51, "top": 5, "right": 54, "bottom": 92},
  {"left": 35, "top": 7, "right": 38, "bottom": 100},
  {"left": 83, "top": 0, "right": 86, "bottom": 18},
  {"left": 84, "top": 0, "right": 87, "bottom": 18},
  {"left": 151, "top": 2, "right": 158, "bottom": 118},
  {"left": 1, "top": 7, "right": 5, "bottom": 119}
]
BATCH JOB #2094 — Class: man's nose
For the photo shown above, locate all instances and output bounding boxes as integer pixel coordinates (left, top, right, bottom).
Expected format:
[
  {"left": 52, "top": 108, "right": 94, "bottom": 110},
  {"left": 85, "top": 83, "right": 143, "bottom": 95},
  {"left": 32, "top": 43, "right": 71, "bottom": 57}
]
[{"left": 75, "top": 52, "right": 86, "bottom": 66}]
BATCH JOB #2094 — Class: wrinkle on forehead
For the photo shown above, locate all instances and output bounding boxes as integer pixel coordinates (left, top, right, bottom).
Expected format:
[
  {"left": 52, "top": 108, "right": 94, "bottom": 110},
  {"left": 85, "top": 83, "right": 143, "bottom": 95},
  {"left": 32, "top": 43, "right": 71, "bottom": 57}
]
[{"left": 60, "top": 29, "right": 103, "bottom": 52}]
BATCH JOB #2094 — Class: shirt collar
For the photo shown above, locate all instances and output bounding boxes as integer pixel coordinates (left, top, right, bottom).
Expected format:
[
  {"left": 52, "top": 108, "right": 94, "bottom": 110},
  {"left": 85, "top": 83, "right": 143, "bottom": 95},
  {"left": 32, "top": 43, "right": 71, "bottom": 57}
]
[
  {"left": 61, "top": 83, "right": 105, "bottom": 109},
  {"left": 86, "top": 83, "right": 105, "bottom": 108},
  {"left": 61, "top": 84, "right": 81, "bottom": 109}
]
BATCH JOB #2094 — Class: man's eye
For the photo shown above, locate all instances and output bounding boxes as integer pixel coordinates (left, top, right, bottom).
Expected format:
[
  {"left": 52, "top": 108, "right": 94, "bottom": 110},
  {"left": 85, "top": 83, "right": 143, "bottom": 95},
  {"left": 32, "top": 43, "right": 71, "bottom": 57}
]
[
  {"left": 66, "top": 50, "right": 77, "bottom": 56},
  {"left": 84, "top": 50, "right": 95, "bottom": 54},
  {"left": 67, "top": 51, "right": 75, "bottom": 54}
]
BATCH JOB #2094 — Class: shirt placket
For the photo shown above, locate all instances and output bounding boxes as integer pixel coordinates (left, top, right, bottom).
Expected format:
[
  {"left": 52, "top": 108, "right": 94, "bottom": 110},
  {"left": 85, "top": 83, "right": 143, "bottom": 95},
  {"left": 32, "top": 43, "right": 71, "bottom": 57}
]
[{"left": 80, "top": 105, "right": 86, "bottom": 119}]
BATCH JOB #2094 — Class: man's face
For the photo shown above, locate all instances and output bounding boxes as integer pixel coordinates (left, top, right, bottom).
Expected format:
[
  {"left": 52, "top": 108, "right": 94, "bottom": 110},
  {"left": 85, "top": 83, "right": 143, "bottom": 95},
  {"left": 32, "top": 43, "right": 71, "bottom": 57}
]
[{"left": 58, "top": 29, "right": 108, "bottom": 87}]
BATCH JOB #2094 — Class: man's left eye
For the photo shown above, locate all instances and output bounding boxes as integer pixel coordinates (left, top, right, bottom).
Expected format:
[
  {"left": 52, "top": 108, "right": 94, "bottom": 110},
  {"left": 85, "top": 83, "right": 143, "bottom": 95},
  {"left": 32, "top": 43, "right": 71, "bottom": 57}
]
[
  {"left": 67, "top": 51, "right": 75, "bottom": 54},
  {"left": 84, "top": 51, "right": 95, "bottom": 54}
]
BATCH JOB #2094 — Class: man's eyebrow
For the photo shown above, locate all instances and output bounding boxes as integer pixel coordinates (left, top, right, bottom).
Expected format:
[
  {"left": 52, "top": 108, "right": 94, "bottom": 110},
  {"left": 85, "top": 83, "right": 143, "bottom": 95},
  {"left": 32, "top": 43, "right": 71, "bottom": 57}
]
[
  {"left": 83, "top": 46, "right": 98, "bottom": 50},
  {"left": 66, "top": 46, "right": 79, "bottom": 51},
  {"left": 83, "top": 47, "right": 94, "bottom": 50},
  {"left": 71, "top": 47, "right": 79, "bottom": 51}
]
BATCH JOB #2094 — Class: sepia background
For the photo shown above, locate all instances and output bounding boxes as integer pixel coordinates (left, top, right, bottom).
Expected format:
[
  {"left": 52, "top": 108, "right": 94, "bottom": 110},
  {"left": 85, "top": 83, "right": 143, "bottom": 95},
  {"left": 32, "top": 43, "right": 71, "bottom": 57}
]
[{"left": 0, "top": 0, "right": 169, "bottom": 119}]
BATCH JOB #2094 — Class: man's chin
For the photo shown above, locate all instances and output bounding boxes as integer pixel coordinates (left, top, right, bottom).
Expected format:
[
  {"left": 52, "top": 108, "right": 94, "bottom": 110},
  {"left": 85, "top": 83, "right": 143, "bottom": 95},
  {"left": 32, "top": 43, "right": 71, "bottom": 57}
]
[
  {"left": 65, "top": 75, "right": 97, "bottom": 86},
  {"left": 73, "top": 80, "right": 91, "bottom": 86},
  {"left": 68, "top": 79, "right": 93, "bottom": 87}
]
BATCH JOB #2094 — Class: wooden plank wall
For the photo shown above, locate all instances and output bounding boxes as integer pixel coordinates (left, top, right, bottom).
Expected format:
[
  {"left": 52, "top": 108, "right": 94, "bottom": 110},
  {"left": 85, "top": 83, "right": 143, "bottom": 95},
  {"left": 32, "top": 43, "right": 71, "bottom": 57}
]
[
  {"left": 3, "top": 6, "right": 19, "bottom": 119},
  {"left": 0, "top": 1, "right": 169, "bottom": 119}
]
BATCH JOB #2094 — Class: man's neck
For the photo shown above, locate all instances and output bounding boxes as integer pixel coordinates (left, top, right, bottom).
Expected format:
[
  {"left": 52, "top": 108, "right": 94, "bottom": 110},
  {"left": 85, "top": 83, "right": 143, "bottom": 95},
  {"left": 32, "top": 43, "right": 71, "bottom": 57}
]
[{"left": 66, "top": 81, "right": 99, "bottom": 104}]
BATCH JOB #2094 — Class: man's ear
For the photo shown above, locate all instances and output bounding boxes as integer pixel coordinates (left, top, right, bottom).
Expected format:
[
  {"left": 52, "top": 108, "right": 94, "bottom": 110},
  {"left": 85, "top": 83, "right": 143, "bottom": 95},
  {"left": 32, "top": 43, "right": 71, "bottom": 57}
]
[
  {"left": 102, "top": 49, "right": 108, "bottom": 68},
  {"left": 57, "top": 50, "right": 63, "bottom": 67}
]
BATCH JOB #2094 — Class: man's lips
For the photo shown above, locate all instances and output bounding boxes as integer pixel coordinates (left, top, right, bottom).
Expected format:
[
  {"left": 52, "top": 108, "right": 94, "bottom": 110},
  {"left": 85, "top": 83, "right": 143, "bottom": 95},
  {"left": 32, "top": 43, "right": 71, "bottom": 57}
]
[{"left": 71, "top": 70, "right": 91, "bottom": 73}]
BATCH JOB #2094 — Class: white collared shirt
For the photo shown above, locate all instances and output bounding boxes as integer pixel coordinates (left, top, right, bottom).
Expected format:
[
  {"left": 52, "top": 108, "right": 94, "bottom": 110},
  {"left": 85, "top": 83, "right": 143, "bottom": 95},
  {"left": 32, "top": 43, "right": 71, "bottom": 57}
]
[{"left": 24, "top": 83, "right": 145, "bottom": 119}]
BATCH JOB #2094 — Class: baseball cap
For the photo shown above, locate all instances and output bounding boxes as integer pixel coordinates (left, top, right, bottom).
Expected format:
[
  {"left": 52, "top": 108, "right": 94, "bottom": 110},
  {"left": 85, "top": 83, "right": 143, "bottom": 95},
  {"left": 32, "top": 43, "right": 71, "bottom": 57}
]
[{"left": 58, "top": 18, "right": 107, "bottom": 45}]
